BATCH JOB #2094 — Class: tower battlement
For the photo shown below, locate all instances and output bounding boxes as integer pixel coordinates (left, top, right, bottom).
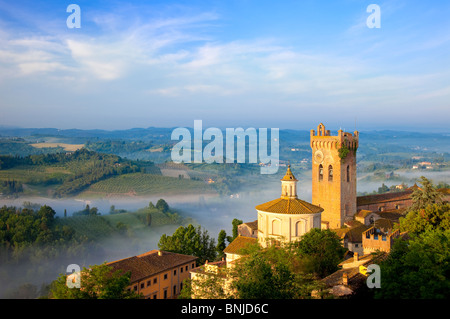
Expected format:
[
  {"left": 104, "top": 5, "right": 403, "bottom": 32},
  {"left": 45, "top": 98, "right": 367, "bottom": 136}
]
[{"left": 310, "top": 123, "right": 359, "bottom": 151}]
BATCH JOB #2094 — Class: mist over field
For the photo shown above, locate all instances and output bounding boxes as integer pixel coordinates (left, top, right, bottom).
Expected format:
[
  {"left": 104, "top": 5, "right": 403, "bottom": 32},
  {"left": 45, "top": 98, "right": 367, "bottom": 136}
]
[{"left": 1, "top": 126, "right": 450, "bottom": 298}]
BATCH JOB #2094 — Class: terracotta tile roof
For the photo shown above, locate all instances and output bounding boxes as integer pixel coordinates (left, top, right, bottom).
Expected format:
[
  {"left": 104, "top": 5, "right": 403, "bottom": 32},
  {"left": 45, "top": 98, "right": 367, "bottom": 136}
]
[
  {"left": 223, "top": 236, "right": 257, "bottom": 255},
  {"left": 241, "top": 220, "right": 258, "bottom": 230},
  {"left": 107, "top": 250, "right": 197, "bottom": 283},
  {"left": 255, "top": 197, "right": 324, "bottom": 215},
  {"left": 357, "top": 190, "right": 412, "bottom": 206},
  {"left": 332, "top": 224, "right": 369, "bottom": 243},
  {"left": 355, "top": 210, "right": 376, "bottom": 218},
  {"left": 322, "top": 252, "right": 388, "bottom": 292},
  {"left": 190, "top": 260, "right": 227, "bottom": 275},
  {"left": 372, "top": 218, "right": 394, "bottom": 232}
]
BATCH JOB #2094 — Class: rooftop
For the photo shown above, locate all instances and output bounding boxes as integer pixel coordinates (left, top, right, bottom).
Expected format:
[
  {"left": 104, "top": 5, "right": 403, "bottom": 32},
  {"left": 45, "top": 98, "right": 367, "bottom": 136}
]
[
  {"left": 256, "top": 197, "right": 324, "bottom": 215},
  {"left": 107, "top": 250, "right": 197, "bottom": 283},
  {"left": 281, "top": 165, "right": 298, "bottom": 181},
  {"left": 223, "top": 236, "right": 257, "bottom": 255}
]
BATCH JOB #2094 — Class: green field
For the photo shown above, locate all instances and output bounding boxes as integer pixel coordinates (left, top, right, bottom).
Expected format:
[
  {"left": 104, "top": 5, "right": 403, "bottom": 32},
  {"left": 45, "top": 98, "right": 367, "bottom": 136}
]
[
  {"left": 55, "top": 208, "right": 188, "bottom": 241},
  {"left": 79, "top": 172, "right": 217, "bottom": 197}
]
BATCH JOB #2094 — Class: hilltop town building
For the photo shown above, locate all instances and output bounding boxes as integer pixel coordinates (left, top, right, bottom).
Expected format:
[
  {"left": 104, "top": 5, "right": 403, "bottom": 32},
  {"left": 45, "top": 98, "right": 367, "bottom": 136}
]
[
  {"left": 255, "top": 165, "right": 323, "bottom": 247},
  {"left": 107, "top": 250, "right": 197, "bottom": 299},
  {"left": 310, "top": 123, "right": 359, "bottom": 229}
]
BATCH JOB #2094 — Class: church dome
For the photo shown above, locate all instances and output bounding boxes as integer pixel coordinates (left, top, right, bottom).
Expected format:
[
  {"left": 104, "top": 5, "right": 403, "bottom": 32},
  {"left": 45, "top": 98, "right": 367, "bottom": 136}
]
[{"left": 255, "top": 165, "right": 323, "bottom": 215}]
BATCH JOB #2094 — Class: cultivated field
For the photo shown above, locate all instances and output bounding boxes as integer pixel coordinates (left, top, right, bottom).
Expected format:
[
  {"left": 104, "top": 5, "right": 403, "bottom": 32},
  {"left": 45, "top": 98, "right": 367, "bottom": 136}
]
[
  {"left": 30, "top": 143, "right": 85, "bottom": 151},
  {"left": 79, "top": 173, "right": 217, "bottom": 197}
]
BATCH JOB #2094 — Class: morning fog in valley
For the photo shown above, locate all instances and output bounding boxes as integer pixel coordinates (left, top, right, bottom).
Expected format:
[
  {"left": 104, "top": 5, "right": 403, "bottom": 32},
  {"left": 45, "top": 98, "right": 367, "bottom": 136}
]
[{"left": 0, "top": 125, "right": 449, "bottom": 298}]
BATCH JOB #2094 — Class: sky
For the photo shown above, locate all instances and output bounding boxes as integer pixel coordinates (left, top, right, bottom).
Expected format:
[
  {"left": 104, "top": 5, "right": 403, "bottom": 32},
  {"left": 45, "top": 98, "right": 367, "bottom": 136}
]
[{"left": 0, "top": 0, "right": 449, "bottom": 132}]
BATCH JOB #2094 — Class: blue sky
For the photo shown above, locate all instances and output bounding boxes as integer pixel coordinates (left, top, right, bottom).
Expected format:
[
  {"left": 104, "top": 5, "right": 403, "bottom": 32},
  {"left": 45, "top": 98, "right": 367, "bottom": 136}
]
[{"left": 0, "top": 0, "right": 449, "bottom": 131}]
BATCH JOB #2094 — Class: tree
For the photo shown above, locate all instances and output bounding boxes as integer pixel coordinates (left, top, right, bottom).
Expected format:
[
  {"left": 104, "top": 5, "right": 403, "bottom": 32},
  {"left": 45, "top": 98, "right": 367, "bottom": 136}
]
[
  {"left": 399, "top": 202, "right": 450, "bottom": 236},
  {"left": 158, "top": 224, "right": 216, "bottom": 264},
  {"left": 37, "top": 205, "right": 56, "bottom": 222},
  {"left": 374, "top": 229, "right": 450, "bottom": 299},
  {"left": 156, "top": 199, "right": 169, "bottom": 213},
  {"left": 409, "top": 176, "right": 443, "bottom": 212},
  {"left": 227, "top": 218, "right": 243, "bottom": 242},
  {"left": 50, "top": 263, "right": 142, "bottom": 299},
  {"left": 228, "top": 241, "right": 323, "bottom": 299},
  {"left": 293, "top": 228, "right": 346, "bottom": 278},
  {"left": 146, "top": 213, "right": 152, "bottom": 227},
  {"left": 216, "top": 230, "right": 227, "bottom": 260}
]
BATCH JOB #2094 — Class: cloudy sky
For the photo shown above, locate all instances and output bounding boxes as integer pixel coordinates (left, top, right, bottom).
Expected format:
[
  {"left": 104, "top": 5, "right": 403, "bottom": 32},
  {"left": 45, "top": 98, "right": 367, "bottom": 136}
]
[{"left": 0, "top": 0, "right": 449, "bottom": 131}]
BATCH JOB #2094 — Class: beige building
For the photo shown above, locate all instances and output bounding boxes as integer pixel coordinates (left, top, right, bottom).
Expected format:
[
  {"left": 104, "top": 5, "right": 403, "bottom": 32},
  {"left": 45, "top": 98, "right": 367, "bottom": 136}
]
[
  {"left": 255, "top": 165, "right": 323, "bottom": 247},
  {"left": 107, "top": 250, "right": 197, "bottom": 299}
]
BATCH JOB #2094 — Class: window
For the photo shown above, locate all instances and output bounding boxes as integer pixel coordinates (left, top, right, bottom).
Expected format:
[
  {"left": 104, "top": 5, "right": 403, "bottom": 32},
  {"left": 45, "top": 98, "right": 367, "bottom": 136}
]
[
  {"left": 374, "top": 234, "right": 378, "bottom": 240},
  {"left": 153, "top": 278, "right": 157, "bottom": 284},
  {"left": 295, "top": 220, "right": 304, "bottom": 237},
  {"left": 174, "top": 269, "right": 177, "bottom": 276},
  {"left": 140, "top": 283, "right": 144, "bottom": 289},
  {"left": 164, "top": 273, "right": 168, "bottom": 280},
  {"left": 328, "top": 165, "right": 333, "bottom": 182},
  {"left": 147, "top": 280, "right": 151, "bottom": 287},
  {"left": 153, "top": 294, "right": 157, "bottom": 299},
  {"left": 173, "top": 285, "right": 177, "bottom": 295},
  {"left": 272, "top": 219, "right": 281, "bottom": 235},
  {"left": 133, "top": 285, "right": 137, "bottom": 291},
  {"left": 180, "top": 267, "right": 183, "bottom": 273},
  {"left": 192, "top": 263, "right": 195, "bottom": 268},
  {"left": 164, "top": 289, "right": 168, "bottom": 299},
  {"left": 347, "top": 165, "right": 350, "bottom": 182},
  {"left": 382, "top": 235, "right": 387, "bottom": 241},
  {"left": 319, "top": 164, "right": 323, "bottom": 181},
  {"left": 186, "top": 265, "right": 188, "bottom": 271}
]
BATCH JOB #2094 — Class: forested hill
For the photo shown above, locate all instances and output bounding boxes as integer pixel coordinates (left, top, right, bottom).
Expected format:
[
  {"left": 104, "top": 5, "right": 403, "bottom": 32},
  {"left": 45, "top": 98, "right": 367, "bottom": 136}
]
[{"left": 0, "top": 148, "right": 159, "bottom": 197}]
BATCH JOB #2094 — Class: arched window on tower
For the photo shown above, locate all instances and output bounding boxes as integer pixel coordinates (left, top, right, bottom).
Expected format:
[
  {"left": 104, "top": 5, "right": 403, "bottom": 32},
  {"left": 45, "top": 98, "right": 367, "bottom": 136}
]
[
  {"left": 347, "top": 165, "right": 350, "bottom": 182},
  {"left": 319, "top": 164, "right": 323, "bottom": 181},
  {"left": 328, "top": 165, "right": 333, "bottom": 182}
]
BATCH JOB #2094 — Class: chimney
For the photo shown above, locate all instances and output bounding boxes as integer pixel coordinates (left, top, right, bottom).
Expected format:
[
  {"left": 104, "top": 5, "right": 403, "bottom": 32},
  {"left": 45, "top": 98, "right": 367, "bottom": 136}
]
[
  {"left": 343, "top": 272, "right": 348, "bottom": 285},
  {"left": 354, "top": 252, "right": 359, "bottom": 262}
]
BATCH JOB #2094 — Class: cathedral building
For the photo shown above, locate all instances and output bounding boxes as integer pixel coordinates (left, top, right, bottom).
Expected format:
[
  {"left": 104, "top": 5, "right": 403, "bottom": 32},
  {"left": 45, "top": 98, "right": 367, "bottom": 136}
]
[
  {"left": 221, "top": 164, "right": 323, "bottom": 265},
  {"left": 255, "top": 165, "right": 323, "bottom": 247}
]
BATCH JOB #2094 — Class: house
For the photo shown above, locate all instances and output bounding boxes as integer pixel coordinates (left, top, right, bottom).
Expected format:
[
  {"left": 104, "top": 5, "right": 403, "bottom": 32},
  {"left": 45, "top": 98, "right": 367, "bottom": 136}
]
[
  {"left": 362, "top": 223, "right": 403, "bottom": 255},
  {"left": 354, "top": 210, "right": 381, "bottom": 226},
  {"left": 332, "top": 223, "right": 369, "bottom": 256},
  {"left": 237, "top": 220, "right": 258, "bottom": 238},
  {"left": 107, "top": 250, "right": 197, "bottom": 299},
  {"left": 318, "top": 252, "right": 388, "bottom": 298}
]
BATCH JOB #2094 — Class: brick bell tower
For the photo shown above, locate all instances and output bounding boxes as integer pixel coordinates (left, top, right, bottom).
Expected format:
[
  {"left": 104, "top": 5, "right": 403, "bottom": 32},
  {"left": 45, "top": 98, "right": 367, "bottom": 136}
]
[{"left": 310, "top": 123, "right": 358, "bottom": 229}]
